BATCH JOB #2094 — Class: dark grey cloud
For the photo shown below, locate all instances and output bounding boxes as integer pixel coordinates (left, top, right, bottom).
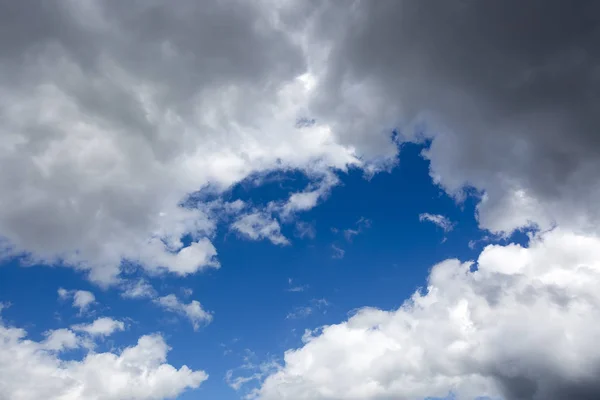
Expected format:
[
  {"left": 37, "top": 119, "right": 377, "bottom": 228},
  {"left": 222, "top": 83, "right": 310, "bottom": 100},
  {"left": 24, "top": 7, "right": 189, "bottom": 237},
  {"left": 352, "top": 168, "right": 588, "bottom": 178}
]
[{"left": 305, "top": 0, "right": 600, "bottom": 233}]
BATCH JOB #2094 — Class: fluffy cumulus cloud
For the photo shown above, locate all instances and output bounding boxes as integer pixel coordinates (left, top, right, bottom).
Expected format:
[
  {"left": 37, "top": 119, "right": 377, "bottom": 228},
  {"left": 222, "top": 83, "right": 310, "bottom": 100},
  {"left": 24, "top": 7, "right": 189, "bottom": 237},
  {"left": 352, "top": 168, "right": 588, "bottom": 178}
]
[
  {"left": 42, "top": 328, "right": 80, "bottom": 352},
  {"left": 155, "top": 294, "right": 213, "bottom": 331},
  {"left": 71, "top": 317, "right": 125, "bottom": 337},
  {"left": 0, "top": 311, "right": 206, "bottom": 400},
  {"left": 256, "top": 229, "right": 600, "bottom": 400},
  {"left": 0, "top": 0, "right": 367, "bottom": 285},
  {"left": 58, "top": 288, "right": 96, "bottom": 313}
]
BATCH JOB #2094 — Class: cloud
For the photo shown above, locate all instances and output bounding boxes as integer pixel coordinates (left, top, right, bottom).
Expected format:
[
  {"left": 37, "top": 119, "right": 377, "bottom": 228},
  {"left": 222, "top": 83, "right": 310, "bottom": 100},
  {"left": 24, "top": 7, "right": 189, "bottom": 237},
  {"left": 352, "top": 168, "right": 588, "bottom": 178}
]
[
  {"left": 274, "top": 171, "right": 340, "bottom": 219},
  {"left": 71, "top": 317, "right": 125, "bottom": 337},
  {"left": 58, "top": 288, "right": 95, "bottom": 314},
  {"left": 232, "top": 212, "right": 290, "bottom": 246},
  {"left": 287, "top": 278, "right": 309, "bottom": 293},
  {"left": 155, "top": 294, "right": 213, "bottom": 331},
  {"left": 0, "top": 0, "right": 598, "bottom": 287},
  {"left": 42, "top": 328, "right": 80, "bottom": 352},
  {"left": 331, "top": 245, "right": 345, "bottom": 259},
  {"left": 121, "top": 279, "right": 157, "bottom": 299},
  {"left": 311, "top": 298, "right": 329, "bottom": 309},
  {"left": 286, "top": 299, "right": 329, "bottom": 320},
  {"left": 120, "top": 282, "right": 212, "bottom": 332},
  {"left": 419, "top": 213, "right": 455, "bottom": 233},
  {"left": 294, "top": 221, "right": 316, "bottom": 240},
  {"left": 340, "top": 217, "right": 372, "bottom": 242},
  {"left": 247, "top": 4, "right": 600, "bottom": 398},
  {"left": 0, "top": 0, "right": 370, "bottom": 285},
  {"left": 256, "top": 229, "right": 600, "bottom": 400},
  {"left": 332, "top": 217, "right": 373, "bottom": 253},
  {"left": 286, "top": 306, "right": 312, "bottom": 320},
  {"left": 298, "top": 0, "right": 600, "bottom": 236},
  {"left": 0, "top": 311, "right": 206, "bottom": 399},
  {"left": 226, "top": 351, "right": 281, "bottom": 395}
]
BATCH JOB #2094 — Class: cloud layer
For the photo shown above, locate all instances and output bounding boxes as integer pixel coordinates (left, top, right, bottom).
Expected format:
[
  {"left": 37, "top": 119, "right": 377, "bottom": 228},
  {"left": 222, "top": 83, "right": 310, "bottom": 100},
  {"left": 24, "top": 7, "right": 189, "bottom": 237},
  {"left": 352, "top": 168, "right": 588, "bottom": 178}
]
[
  {"left": 1, "top": 1, "right": 599, "bottom": 399},
  {"left": 3, "top": 0, "right": 598, "bottom": 282}
]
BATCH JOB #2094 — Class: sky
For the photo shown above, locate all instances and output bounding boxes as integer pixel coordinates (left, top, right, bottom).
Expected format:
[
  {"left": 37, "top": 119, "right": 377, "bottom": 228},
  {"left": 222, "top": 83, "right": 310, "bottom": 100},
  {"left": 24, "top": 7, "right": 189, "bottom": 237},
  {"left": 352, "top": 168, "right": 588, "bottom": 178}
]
[{"left": 0, "top": 1, "right": 599, "bottom": 400}]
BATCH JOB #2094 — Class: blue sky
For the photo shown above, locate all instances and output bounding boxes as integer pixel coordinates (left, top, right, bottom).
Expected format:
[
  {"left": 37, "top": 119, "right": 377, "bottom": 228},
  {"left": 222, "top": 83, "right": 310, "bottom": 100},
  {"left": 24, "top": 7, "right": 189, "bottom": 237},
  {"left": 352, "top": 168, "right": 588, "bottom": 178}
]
[{"left": 0, "top": 143, "right": 525, "bottom": 399}]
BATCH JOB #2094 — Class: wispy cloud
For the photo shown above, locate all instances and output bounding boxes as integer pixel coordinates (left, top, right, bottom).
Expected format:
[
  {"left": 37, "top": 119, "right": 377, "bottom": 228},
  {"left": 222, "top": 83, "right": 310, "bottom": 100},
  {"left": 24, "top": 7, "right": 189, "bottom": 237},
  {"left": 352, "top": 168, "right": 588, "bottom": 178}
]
[
  {"left": 225, "top": 350, "right": 281, "bottom": 394},
  {"left": 337, "top": 217, "right": 372, "bottom": 242},
  {"left": 331, "top": 244, "right": 345, "bottom": 259},
  {"left": 286, "top": 306, "right": 313, "bottom": 320},
  {"left": 419, "top": 213, "right": 455, "bottom": 233},
  {"left": 294, "top": 221, "right": 316, "bottom": 239},
  {"left": 120, "top": 279, "right": 157, "bottom": 299},
  {"left": 231, "top": 211, "right": 289, "bottom": 245},
  {"left": 286, "top": 298, "right": 330, "bottom": 320},
  {"left": 287, "top": 278, "right": 309, "bottom": 292}
]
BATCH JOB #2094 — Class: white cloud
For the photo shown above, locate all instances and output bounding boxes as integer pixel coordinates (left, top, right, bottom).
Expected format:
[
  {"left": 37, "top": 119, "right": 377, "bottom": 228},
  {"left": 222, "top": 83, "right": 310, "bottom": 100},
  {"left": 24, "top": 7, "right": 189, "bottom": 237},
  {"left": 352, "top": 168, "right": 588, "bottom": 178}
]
[
  {"left": 0, "top": 312, "right": 207, "bottom": 399},
  {"left": 121, "top": 279, "right": 157, "bottom": 299},
  {"left": 419, "top": 213, "right": 455, "bottom": 233},
  {"left": 286, "top": 307, "right": 313, "bottom": 320},
  {"left": 72, "top": 317, "right": 125, "bottom": 337},
  {"left": 232, "top": 212, "right": 290, "bottom": 246},
  {"left": 0, "top": 0, "right": 371, "bottom": 285},
  {"left": 121, "top": 284, "right": 212, "bottom": 333},
  {"left": 146, "top": 238, "right": 220, "bottom": 276},
  {"left": 283, "top": 191, "right": 321, "bottom": 215},
  {"left": 42, "top": 328, "right": 79, "bottom": 351},
  {"left": 256, "top": 229, "right": 600, "bottom": 400},
  {"left": 274, "top": 172, "right": 340, "bottom": 219},
  {"left": 155, "top": 294, "right": 213, "bottom": 331},
  {"left": 58, "top": 288, "right": 96, "bottom": 314},
  {"left": 73, "top": 291, "right": 96, "bottom": 312}
]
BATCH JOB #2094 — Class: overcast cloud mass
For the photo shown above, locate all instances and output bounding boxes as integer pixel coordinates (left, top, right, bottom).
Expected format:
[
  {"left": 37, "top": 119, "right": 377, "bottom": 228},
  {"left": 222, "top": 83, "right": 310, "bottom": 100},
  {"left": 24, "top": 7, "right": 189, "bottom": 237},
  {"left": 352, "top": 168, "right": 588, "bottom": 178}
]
[{"left": 0, "top": 0, "right": 599, "bottom": 399}]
